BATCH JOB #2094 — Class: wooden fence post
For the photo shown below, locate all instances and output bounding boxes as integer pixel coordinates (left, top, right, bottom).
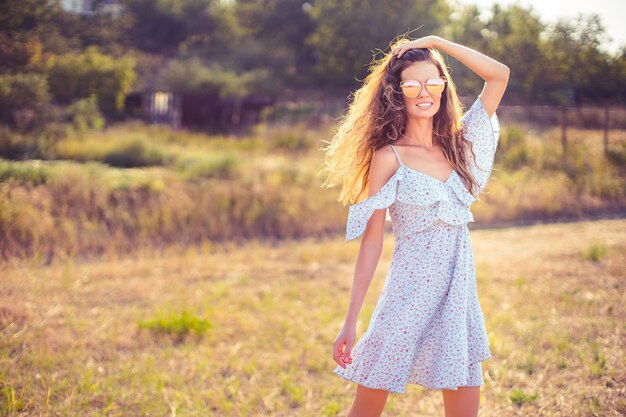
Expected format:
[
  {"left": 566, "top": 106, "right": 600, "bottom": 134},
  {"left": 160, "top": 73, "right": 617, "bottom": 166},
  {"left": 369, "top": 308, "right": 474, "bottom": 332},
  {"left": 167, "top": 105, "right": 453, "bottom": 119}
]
[
  {"left": 561, "top": 106, "right": 568, "bottom": 158},
  {"left": 604, "top": 105, "right": 609, "bottom": 155}
]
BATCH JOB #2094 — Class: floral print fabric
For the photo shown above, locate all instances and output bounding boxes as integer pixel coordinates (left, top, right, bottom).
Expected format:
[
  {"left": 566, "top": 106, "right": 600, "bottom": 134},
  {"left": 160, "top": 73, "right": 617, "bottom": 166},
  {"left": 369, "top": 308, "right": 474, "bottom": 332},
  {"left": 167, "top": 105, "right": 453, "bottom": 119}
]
[{"left": 334, "top": 96, "right": 499, "bottom": 394}]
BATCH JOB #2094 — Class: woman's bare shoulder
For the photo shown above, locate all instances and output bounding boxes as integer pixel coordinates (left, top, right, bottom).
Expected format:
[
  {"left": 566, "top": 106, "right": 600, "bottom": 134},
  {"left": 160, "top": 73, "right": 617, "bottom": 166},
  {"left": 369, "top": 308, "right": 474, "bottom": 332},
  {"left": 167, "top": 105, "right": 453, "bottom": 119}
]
[{"left": 368, "top": 145, "right": 400, "bottom": 197}]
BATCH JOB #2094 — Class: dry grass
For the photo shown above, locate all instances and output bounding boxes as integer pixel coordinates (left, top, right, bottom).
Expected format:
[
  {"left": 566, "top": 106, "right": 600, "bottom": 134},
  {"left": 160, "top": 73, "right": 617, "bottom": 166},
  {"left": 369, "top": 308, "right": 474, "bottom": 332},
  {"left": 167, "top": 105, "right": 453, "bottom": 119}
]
[
  {"left": 1, "top": 119, "right": 625, "bottom": 264},
  {"left": 1, "top": 218, "right": 624, "bottom": 416}
]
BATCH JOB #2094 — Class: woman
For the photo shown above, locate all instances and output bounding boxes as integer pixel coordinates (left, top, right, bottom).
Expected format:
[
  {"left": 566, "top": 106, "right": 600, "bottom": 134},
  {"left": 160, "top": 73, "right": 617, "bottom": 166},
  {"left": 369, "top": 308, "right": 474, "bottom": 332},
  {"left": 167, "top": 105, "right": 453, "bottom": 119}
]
[{"left": 322, "top": 35, "right": 509, "bottom": 416}]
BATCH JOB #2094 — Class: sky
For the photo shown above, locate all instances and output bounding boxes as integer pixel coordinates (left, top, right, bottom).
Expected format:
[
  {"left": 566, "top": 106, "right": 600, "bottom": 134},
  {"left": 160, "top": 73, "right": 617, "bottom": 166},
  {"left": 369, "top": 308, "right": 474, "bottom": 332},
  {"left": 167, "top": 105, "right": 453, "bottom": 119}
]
[{"left": 463, "top": 0, "right": 625, "bottom": 55}]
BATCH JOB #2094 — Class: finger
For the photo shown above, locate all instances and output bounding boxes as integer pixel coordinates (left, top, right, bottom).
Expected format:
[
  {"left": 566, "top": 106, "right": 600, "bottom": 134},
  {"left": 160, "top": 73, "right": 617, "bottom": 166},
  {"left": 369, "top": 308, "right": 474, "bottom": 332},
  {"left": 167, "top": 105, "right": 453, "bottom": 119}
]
[
  {"left": 341, "top": 345, "right": 353, "bottom": 363},
  {"left": 343, "top": 342, "right": 352, "bottom": 355},
  {"left": 334, "top": 341, "right": 344, "bottom": 357},
  {"left": 335, "top": 346, "right": 352, "bottom": 367},
  {"left": 334, "top": 343, "right": 347, "bottom": 367},
  {"left": 334, "top": 353, "right": 347, "bottom": 368}
]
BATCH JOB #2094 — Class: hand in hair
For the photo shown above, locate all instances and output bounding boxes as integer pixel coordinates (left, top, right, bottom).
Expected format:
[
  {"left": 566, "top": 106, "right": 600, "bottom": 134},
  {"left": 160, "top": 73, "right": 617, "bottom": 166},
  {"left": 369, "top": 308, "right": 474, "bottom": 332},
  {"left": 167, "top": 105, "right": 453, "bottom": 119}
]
[{"left": 393, "top": 36, "right": 441, "bottom": 58}]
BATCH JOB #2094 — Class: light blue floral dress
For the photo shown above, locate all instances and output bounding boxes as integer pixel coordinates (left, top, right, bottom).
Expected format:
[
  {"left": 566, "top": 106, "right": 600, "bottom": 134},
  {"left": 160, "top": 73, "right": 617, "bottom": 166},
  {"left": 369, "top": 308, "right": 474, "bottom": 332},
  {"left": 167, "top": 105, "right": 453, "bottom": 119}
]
[{"left": 333, "top": 96, "right": 500, "bottom": 394}]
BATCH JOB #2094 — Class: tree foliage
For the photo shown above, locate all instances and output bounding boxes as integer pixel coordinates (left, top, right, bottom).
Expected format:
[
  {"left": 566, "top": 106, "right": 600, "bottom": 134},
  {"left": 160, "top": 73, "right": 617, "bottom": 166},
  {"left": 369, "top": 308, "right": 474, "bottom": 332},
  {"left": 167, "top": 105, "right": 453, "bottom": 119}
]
[
  {"left": 306, "top": 0, "right": 451, "bottom": 87},
  {"left": 0, "top": 0, "right": 624, "bottom": 114},
  {"left": 0, "top": 72, "right": 50, "bottom": 130},
  {"left": 45, "top": 46, "right": 136, "bottom": 114}
]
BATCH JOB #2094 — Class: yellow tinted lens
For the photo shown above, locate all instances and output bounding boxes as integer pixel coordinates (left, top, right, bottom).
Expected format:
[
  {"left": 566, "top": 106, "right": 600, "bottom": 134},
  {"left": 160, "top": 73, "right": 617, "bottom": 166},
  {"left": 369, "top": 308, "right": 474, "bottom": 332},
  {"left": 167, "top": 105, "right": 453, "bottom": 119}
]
[
  {"left": 402, "top": 86, "right": 420, "bottom": 98},
  {"left": 426, "top": 84, "right": 444, "bottom": 95},
  {"left": 426, "top": 80, "right": 445, "bottom": 95}
]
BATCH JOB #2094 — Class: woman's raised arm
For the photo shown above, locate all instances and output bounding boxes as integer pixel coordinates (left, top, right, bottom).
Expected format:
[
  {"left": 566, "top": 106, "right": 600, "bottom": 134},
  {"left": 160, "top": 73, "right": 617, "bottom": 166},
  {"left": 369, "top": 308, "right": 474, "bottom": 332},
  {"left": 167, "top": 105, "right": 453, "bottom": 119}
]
[{"left": 395, "top": 35, "right": 510, "bottom": 118}]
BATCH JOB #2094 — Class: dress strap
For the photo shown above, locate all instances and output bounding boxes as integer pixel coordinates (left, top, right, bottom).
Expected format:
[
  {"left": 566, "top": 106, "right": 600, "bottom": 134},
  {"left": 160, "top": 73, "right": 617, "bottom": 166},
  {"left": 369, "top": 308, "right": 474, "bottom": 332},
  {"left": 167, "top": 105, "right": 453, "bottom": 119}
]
[{"left": 389, "top": 144, "right": 403, "bottom": 165}]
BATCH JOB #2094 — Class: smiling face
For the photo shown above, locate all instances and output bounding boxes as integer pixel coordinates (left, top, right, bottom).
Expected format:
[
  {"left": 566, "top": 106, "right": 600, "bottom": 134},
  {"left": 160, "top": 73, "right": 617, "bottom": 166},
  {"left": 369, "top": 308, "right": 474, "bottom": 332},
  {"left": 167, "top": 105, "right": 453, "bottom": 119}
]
[{"left": 400, "top": 60, "right": 444, "bottom": 119}]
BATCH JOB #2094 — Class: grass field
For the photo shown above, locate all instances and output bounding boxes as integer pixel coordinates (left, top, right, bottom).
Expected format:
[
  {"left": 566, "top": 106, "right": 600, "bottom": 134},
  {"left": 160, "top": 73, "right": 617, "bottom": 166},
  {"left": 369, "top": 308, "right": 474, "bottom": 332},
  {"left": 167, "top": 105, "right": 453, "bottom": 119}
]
[{"left": 1, "top": 218, "right": 624, "bottom": 416}]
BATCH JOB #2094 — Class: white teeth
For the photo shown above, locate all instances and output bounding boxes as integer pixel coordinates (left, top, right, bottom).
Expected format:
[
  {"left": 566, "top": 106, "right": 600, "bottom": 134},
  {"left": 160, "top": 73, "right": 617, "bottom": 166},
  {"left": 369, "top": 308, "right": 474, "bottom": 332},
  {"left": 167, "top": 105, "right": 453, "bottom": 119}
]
[{"left": 417, "top": 103, "right": 433, "bottom": 107}]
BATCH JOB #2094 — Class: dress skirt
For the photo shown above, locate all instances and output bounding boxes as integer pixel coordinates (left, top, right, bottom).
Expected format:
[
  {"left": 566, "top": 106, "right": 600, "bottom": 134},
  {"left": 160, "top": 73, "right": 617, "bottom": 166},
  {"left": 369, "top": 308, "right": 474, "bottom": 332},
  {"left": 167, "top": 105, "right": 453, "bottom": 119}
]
[{"left": 333, "top": 220, "right": 491, "bottom": 394}]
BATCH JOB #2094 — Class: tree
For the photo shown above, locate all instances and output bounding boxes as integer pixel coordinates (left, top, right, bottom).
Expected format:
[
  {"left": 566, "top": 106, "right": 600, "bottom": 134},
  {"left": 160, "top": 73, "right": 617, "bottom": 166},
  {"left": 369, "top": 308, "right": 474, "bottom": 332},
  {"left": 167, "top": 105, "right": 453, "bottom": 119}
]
[
  {"left": 233, "top": 0, "right": 317, "bottom": 87},
  {"left": 442, "top": 4, "right": 492, "bottom": 97},
  {"left": 537, "top": 13, "right": 623, "bottom": 105},
  {"left": 484, "top": 4, "right": 545, "bottom": 102},
  {"left": 122, "top": 0, "right": 231, "bottom": 56},
  {"left": 0, "top": 0, "right": 57, "bottom": 37},
  {"left": 306, "top": 0, "right": 451, "bottom": 88}
]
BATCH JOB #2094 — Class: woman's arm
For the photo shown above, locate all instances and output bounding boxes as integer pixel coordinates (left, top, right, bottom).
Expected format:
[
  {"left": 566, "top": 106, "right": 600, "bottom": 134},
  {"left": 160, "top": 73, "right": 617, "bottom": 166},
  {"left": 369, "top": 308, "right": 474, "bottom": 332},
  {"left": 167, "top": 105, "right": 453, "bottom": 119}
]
[
  {"left": 343, "top": 239, "right": 382, "bottom": 323},
  {"left": 395, "top": 35, "right": 510, "bottom": 118},
  {"left": 343, "top": 147, "right": 396, "bottom": 324},
  {"left": 434, "top": 37, "right": 509, "bottom": 118},
  {"left": 333, "top": 149, "right": 394, "bottom": 368}
]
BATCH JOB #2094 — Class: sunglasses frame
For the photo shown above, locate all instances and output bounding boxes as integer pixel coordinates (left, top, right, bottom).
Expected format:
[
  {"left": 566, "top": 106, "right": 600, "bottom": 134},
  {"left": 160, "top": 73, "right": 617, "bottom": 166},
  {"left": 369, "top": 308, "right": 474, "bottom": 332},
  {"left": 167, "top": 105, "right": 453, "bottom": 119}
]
[{"left": 400, "top": 78, "right": 447, "bottom": 98}]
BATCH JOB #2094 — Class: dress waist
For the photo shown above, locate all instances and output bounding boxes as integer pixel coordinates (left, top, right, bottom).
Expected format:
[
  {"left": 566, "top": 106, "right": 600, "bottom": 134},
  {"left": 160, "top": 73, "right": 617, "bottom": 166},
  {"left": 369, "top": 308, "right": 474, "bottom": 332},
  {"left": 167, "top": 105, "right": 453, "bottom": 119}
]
[{"left": 389, "top": 201, "right": 474, "bottom": 239}]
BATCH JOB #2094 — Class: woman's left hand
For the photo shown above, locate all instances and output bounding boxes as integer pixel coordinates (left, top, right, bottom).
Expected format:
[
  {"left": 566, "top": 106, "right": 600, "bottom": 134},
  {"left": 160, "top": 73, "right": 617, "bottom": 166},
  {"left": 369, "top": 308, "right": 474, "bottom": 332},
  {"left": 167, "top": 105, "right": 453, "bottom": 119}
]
[{"left": 393, "top": 36, "right": 441, "bottom": 58}]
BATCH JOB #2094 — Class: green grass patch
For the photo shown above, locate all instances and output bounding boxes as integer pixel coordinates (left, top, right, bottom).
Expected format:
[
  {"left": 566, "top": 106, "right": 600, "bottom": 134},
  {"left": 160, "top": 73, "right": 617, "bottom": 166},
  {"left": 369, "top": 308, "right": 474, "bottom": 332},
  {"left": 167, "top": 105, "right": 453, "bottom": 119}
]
[
  {"left": 0, "top": 381, "right": 31, "bottom": 414},
  {"left": 137, "top": 309, "right": 212, "bottom": 343},
  {"left": 589, "top": 340, "right": 607, "bottom": 378},
  {"left": 0, "top": 159, "right": 50, "bottom": 185},
  {"left": 508, "top": 388, "right": 539, "bottom": 406},
  {"left": 580, "top": 241, "right": 608, "bottom": 262},
  {"left": 517, "top": 351, "right": 538, "bottom": 376},
  {"left": 103, "top": 137, "right": 174, "bottom": 168},
  {"left": 174, "top": 151, "right": 242, "bottom": 180}
]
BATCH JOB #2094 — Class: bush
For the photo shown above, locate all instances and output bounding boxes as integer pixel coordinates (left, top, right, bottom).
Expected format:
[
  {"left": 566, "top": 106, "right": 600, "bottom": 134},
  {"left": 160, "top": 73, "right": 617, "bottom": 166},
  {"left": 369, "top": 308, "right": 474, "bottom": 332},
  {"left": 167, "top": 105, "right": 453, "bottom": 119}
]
[
  {"left": 605, "top": 142, "right": 626, "bottom": 166},
  {"left": 264, "top": 122, "right": 317, "bottom": 152},
  {"left": 162, "top": 57, "right": 281, "bottom": 97},
  {"left": 0, "top": 159, "right": 50, "bottom": 185},
  {"left": 0, "top": 123, "right": 65, "bottom": 160},
  {"left": 0, "top": 32, "right": 43, "bottom": 73},
  {"left": 0, "top": 72, "right": 51, "bottom": 132},
  {"left": 0, "top": 126, "right": 31, "bottom": 159},
  {"left": 175, "top": 152, "right": 242, "bottom": 180},
  {"left": 163, "top": 57, "right": 246, "bottom": 96},
  {"left": 498, "top": 124, "right": 525, "bottom": 151},
  {"left": 103, "top": 137, "right": 172, "bottom": 168},
  {"left": 497, "top": 125, "right": 530, "bottom": 170},
  {"left": 44, "top": 45, "right": 136, "bottom": 116},
  {"left": 65, "top": 94, "right": 105, "bottom": 134}
]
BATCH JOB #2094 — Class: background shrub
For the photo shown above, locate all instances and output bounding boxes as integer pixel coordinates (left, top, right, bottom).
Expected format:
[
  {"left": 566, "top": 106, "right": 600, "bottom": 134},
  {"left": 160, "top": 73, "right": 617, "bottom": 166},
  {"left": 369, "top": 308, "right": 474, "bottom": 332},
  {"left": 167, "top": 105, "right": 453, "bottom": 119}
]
[
  {"left": 0, "top": 72, "right": 51, "bottom": 131},
  {"left": 497, "top": 124, "right": 530, "bottom": 170},
  {"left": 44, "top": 45, "right": 136, "bottom": 116},
  {"left": 103, "top": 137, "right": 173, "bottom": 168},
  {"left": 65, "top": 94, "right": 106, "bottom": 134}
]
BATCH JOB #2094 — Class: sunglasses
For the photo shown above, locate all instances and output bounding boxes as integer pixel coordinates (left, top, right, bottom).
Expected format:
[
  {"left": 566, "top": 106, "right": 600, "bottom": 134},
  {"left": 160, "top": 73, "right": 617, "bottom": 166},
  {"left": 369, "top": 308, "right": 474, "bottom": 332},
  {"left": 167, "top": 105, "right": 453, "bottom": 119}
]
[{"left": 400, "top": 78, "right": 447, "bottom": 98}]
